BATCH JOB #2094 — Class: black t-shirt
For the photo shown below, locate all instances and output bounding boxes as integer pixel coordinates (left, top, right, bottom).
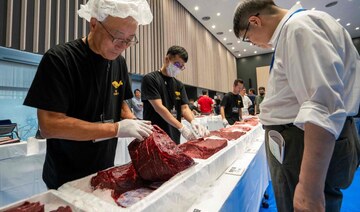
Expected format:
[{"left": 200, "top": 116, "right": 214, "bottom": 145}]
[
  {"left": 220, "top": 92, "right": 244, "bottom": 125},
  {"left": 141, "top": 71, "right": 188, "bottom": 144},
  {"left": 23, "top": 38, "right": 133, "bottom": 189}
]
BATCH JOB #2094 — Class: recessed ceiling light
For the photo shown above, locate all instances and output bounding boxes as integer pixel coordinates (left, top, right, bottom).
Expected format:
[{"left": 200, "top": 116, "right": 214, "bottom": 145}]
[
  {"left": 325, "top": 1, "right": 338, "bottom": 7},
  {"left": 217, "top": 13, "right": 221, "bottom": 16},
  {"left": 356, "top": 27, "right": 359, "bottom": 30},
  {"left": 238, "top": 54, "right": 241, "bottom": 57},
  {"left": 232, "top": 47, "right": 235, "bottom": 50},
  {"left": 296, "top": 1, "right": 301, "bottom": 4},
  {"left": 336, "top": 18, "right": 341, "bottom": 22},
  {"left": 223, "top": 37, "right": 227, "bottom": 41},
  {"left": 216, "top": 32, "right": 224, "bottom": 35},
  {"left": 202, "top": 16, "right": 210, "bottom": 21},
  {"left": 272, "top": 48, "right": 275, "bottom": 51},
  {"left": 311, "top": 7, "right": 316, "bottom": 10},
  {"left": 229, "top": 29, "right": 232, "bottom": 32},
  {"left": 346, "top": 23, "right": 351, "bottom": 26},
  {"left": 243, "top": 49, "right": 247, "bottom": 52},
  {"left": 250, "top": 43, "right": 253, "bottom": 46},
  {"left": 212, "top": 25, "right": 216, "bottom": 29},
  {"left": 254, "top": 51, "right": 257, "bottom": 54},
  {"left": 237, "top": 41, "right": 240, "bottom": 43},
  {"left": 194, "top": 6, "right": 199, "bottom": 11}
]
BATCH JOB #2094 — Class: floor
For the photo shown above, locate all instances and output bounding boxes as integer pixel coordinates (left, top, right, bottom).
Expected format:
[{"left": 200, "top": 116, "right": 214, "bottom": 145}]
[{"left": 259, "top": 168, "right": 360, "bottom": 212}]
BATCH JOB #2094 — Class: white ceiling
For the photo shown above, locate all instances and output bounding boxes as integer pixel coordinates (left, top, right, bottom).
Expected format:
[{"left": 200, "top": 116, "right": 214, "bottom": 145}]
[{"left": 176, "top": 0, "right": 360, "bottom": 58}]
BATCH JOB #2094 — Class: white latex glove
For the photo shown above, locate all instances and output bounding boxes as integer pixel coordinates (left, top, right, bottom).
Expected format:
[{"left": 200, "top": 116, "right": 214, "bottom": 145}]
[
  {"left": 178, "top": 125, "right": 196, "bottom": 141},
  {"left": 191, "top": 120, "right": 210, "bottom": 137},
  {"left": 117, "top": 119, "right": 153, "bottom": 141},
  {"left": 222, "top": 119, "right": 229, "bottom": 128}
]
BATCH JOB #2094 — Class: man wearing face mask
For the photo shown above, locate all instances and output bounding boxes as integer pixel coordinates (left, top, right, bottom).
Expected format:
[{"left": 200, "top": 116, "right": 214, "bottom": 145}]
[
  {"left": 141, "top": 46, "right": 209, "bottom": 144},
  {"left": 255, "top": 86, "right": 265, "bottom": 114}
]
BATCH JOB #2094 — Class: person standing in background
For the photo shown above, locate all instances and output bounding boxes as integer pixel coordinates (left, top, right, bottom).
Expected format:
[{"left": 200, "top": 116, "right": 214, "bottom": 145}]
[
  {"left": 197, "top": 90, "right": 214, "bottom": 115},
  {"left": 220, "top": 79, "right": 244, "bottom": 127},
  {"left": 23, "top": 0, "right": 153, "bottom": 189},
  {"left": 247, "top": 88, "right": 256, "bottom": 115},
  {"left": 131, "top": 89, "right": 143, "bottom": 119},
  {"left": 141, "top": 46, "right": 209, "bottom": 144},
  {"left": 255, "top": 87, "right": 265, "bottom": 114},
  {"left": 234, "top": 0, "right": 360, "bottom": 211},
  {"left": 240, "top": 88, "right": 253, "bottom": 116}
]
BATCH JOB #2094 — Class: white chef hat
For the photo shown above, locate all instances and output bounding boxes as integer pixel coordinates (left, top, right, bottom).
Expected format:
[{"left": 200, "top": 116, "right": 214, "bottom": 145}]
[{"left": 78, "top": 0, "right": 153, "bottom": 25}]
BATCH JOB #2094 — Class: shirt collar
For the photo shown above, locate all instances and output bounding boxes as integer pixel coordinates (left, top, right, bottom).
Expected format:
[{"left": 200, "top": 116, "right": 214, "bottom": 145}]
[{"left": 268, "top": 3, "right": 303, "bottom": 46}]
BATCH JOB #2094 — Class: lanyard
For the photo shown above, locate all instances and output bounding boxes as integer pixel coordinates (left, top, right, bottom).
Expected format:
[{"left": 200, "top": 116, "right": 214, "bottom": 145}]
[{"left": 270, "top": 8, "right": 306, "bottom": 72}]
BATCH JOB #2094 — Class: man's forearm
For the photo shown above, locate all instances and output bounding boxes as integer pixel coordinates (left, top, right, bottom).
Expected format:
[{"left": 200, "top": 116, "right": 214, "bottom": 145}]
[{"left": 299, "top": 122, "right": 335, "bottom": 193}]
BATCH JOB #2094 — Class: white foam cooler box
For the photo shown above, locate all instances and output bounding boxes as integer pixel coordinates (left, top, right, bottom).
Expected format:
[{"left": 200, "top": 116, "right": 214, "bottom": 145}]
[
  {"left": 58, "top": 123, "right": 263, "bottom": 211},
  {"left": 0, "top": 190, "right": 85, "bottom": 212}
]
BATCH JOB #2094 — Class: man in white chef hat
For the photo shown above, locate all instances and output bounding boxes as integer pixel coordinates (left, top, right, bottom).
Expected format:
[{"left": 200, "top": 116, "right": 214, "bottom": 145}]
[{"left": 24, "top": 0, "right": 154, "bottom": 189}]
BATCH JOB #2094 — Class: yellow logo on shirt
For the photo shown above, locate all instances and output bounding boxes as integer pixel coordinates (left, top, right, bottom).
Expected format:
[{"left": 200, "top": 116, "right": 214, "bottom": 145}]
[
  {"left": 112, "top": 80, "right": 123, "bottom": 96},
  {"left": 175, "top": 91, "right": 181, "bottom": 100}
]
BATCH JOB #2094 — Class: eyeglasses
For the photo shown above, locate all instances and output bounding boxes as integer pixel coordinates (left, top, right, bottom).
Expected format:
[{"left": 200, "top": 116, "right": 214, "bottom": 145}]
[
  {"left": 242, "top": 13, "right": 260, "bottom": 43},
  {"left": 173, "top": 62, "right": 186, "bottom": 70},
  {"left": 98, "top": 21, "right": 138, "bottom": 47}
]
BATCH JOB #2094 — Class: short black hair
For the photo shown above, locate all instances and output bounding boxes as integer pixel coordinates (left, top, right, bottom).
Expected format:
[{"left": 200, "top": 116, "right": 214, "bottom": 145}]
[
  {"left": 134, "top": 89, "right": 141, "bottom": 94},
  {"left": 202, "top": 90, "right": 208, "bottom": 95},
  {"left": 249, "top": 88, "right": 256, "bottom": 93},
  {"left": 259, "top": 86, "right": 265, "bottom": 91},
  {"left": 233, "top": 0, "right": 276, "bottom": 38},
  {"left": 166, "top": 46, "right": 188, "bottom": 63},
  {"left": 234, "top": 79, "right": 244, "bottom": 86}
]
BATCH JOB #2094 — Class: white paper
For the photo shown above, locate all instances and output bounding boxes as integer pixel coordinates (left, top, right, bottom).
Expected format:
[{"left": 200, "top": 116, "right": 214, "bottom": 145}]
[
  {"left": 225, "top": 166, "right": 245, "bottom": 176},
  {"left": 268, "top": 130, "right": 285, "bottom": 164}
]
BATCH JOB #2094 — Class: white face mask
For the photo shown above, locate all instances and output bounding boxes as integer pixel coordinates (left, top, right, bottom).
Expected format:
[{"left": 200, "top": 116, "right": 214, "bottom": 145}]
[{"left": 166, "top": 63, "right": 182, "bottom": 77}]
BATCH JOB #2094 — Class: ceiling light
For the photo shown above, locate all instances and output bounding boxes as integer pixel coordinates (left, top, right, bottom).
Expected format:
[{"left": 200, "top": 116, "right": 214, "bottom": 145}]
[
  {"left": 217, "top": 13, "right": 221, "bottom": 16},
  {"left": 237, "top": 41, "right": 240, "bottom": 43},
  {"left": 250, "top": 43, "right": 253, "bottom": 46},
  {"left": 229, "top": 29, "right": 232, "bottom": 32},
  {"left": 336, "top": 18, "right": 341, "bottom": 22},
  {"left": 356, "top": 27, "right": 359, "bottom": 30},
  {"left": 254, "top": 51, "right": 257, "bottom": 54},
  {"left": 272, "top": 48, "right": 275, "bottom": 51},
  {"left": 311, "top": 8, "right": 316, "bottom": 10},
  {"left": 212, "top": 25, "right": 216, "bottom": 29},
  {"left": 232, "top": 47, "right": 235, "bottom": 50},
  {"left": 194, "top": 6, "right": 199, "bottom": 11},
  {"left": 325, "top": 1, "right": 338, "bottom": 7},
  {"left": 223, "top": 37, "right": 227, "bottom": 41},
  {"left": 243, "top": 49, "right": 247, "bottom": 52},
  {"left": 346, "top": 23, "right": 351, "bottom": 26},
  {"left": 296, "top": 1, "right": 301, "bottom": 4},
  {"left": 238, "top": 54, "right": 241, "bottom": 57},
  {"left": 202, "top": 16, "right": 210, "bottom": 21}
]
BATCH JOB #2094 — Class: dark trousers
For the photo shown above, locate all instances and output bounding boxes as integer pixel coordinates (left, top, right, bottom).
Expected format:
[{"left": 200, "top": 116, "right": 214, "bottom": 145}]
[{"left": 264, "top": 118, "right": 360, "bottom": 212}]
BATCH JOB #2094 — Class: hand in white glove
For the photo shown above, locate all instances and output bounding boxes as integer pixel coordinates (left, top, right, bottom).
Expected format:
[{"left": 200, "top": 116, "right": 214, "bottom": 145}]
[
  {"left": 117, "top": 119, "right": 153, "bottom": 141},
  {"left": 178, "top": 125, "right": 196, "bottom": 141},
  {"left": 222, "top": 119, "right": 229, "bottom": 128},
  {"left": 191, "top": 120, "right": 210, "bottom": 138}
]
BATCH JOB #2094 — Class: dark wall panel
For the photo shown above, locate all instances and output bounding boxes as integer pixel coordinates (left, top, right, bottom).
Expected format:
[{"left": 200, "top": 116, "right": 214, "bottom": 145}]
[
  {"left": 38, "top": 1, "right": 46, "bottom": 54},
  {"left": 25, "top": 0, "right": 35, "bottom": 52},
  {"left": 0, "top": 0, "right": 7, "bottom": 47},
  {"left": 12, "top": 0, "right": 21, "bottom": 49}
]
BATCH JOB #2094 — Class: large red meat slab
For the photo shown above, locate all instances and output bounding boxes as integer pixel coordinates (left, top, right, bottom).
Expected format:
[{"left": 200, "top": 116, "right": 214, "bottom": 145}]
[
  {"left": 90, "top": 163, "right": 144, "bottom": 201},
  {"left": 209, "top": 130, "right": 246, "bottom": 141},
  {"left": 178, "top": 137, "right": 228, "bottom": 159},
  {"left": 4, "top": 201, "right": 44, "bottom": 212},
  {"left": 128, "top": 125, "right": 195, "bottom": 181}
]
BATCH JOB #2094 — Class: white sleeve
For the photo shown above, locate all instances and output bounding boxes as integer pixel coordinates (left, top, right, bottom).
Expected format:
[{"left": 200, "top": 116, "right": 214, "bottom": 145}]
[{"left": 281, "top": 18, "right": 347, "bottom": 139}]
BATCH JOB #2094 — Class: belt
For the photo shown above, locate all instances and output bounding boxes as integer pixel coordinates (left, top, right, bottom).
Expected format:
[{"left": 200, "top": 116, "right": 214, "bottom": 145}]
[{"left": 263, "top": 116, "right": 353, "bottom": 131}]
